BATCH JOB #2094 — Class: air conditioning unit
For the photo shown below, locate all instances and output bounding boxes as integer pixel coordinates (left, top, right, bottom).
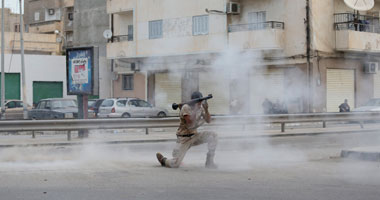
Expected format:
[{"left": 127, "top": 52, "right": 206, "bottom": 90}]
[
  {"left": 131, "top": 62, "right": 140, "bottom": 71},
  {"left": 364, "top": 62, "right": 378, "bottom": 74},
  {"left": 48, "top": 9, "right": 55, "bottom": 15},
  {"left": 226, "top": 2, "right": 241, "bottom": 14}
]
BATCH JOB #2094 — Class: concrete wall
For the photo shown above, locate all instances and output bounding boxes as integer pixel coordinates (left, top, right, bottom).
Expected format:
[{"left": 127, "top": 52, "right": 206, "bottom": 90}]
[
  {"left": 1, "top": 54, "right": 74, "bottom": 105},
  {"left": 74, "top": 0, "right": 112, "bottom": 99}
]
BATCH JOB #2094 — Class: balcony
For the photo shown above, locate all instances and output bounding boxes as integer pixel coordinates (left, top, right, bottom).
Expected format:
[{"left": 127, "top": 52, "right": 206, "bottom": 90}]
[
  {"left": 107, "top": 0, "right": 136, "bottom": 14},
  {"left": 107, "top": 39, "right": 136, "bottom": 58},
  {"left": 228, "top": 21, "right": 285, "bottom": 50},
  {"left": 335, "top": 13, "right": 380, "bottom": 52}
]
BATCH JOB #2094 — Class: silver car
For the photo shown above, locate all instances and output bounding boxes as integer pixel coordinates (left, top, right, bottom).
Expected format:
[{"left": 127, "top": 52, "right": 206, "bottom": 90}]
[{"left": 98, "top": 98, "right": 169, "bottom": 118}]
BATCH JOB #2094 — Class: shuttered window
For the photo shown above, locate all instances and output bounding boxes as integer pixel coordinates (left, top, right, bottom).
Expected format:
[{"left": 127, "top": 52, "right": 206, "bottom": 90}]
[
  {"left": 248, "top": 11, "right": 266, "bottom": 23},
  {"left": 149, "top": 20, "right": 163, "bottom": 39},
  {"left": 122, "top": 74, "right": 134, "bottom": 90},
  {"left": 193, "top": 15, "right": 209, "bottom": 35}
]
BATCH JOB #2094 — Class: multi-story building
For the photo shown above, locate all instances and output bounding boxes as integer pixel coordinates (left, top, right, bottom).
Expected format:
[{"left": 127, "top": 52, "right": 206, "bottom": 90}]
[
  {"left": 0, "top": 8, "right": 61, "bottom": 55},
  {"left": 106, "top": 0, "right": 380, "bottom": 115},
  {"left": 24, "top": 0, "right": 75, "bottom": 51}
]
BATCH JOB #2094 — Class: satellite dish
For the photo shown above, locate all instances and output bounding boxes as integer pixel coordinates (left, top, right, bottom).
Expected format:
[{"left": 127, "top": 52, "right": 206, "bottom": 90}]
[
  {"left": 103, "top": 29, "right": 113, "bottom": 39},
  {"left": 344, "top": 0, "right": 375, "bottom": 11},
  {"left": 56, "top": 37, "right": 62, "bottom": 43}
]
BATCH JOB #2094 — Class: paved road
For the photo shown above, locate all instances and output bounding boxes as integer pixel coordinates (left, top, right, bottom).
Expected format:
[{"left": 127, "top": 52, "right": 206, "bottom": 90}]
[{"left": 0, "top": 131, "right": 380, "bottom": 200}]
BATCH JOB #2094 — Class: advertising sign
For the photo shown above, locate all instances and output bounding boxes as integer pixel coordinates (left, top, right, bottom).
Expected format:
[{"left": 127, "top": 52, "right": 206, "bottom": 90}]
[{"left": 66, "top": 47, "right": 94, "bottom": 95}]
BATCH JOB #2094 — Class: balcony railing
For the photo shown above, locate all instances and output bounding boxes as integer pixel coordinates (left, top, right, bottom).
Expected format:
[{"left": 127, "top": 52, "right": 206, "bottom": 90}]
[
  {"left": 228, "top": 21, "right": 285, "bottom": 32},
  {"left": 334, "top": 13, "right": 380, "bottom": 33},
  {"left": 111, "top": 34, "right": 133, "bottom": 42}
]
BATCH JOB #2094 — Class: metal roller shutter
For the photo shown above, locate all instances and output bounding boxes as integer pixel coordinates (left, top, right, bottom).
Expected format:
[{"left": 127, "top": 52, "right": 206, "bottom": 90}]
[
  {"left": 326, "top": 69, "right": 355, "bottom": 112},
  {"left": 199, "top": 72, "right": 230, "bottom": 115},
  {"left": 0, "top": 73, "right": 20, "bottom": 100},
  {"left": 249, "top": 68, "right": 285, "bottom": 114},
  {"left": 154, "top": 73, "right": 182, "bottom": 115},
  {"left": 33, "top": 81, "right": 63, "bottom": 104}
]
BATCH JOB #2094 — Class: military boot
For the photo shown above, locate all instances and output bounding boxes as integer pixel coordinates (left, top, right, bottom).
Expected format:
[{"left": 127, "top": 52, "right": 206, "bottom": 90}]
[
  {"left": 205, "top": 152, "right": 217, "bottom": 169},
  {"left": 156, "top": 153, "right": 167, "bottom": 167}
]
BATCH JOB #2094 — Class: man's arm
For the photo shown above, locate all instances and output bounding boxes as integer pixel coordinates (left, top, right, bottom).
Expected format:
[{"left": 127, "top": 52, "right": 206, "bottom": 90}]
[{"left": 203, "top": 101, "right": 211, "bottom": 123}]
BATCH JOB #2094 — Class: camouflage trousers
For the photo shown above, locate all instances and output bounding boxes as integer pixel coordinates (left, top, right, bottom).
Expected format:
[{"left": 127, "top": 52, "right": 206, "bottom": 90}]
[{"left": 164, "top": 131, "right": 218, "bottom": 168}]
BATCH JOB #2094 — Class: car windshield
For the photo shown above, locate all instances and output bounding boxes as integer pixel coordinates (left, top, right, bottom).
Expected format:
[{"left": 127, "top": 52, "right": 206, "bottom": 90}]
[
  {"left": 51, "top": 100, "right": 78, "bottom": 109},
  {"left": 364, "top": 99, "right": 380, "bottom": 106}
]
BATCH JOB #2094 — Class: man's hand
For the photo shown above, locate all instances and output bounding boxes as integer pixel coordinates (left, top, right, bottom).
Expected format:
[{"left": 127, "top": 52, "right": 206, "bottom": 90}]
[{"left": 202, "top": 101, "right": 209, "bottom": 111}]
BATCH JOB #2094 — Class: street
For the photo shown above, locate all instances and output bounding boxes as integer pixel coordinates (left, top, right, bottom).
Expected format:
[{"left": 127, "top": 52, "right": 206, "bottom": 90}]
[{"left": 0, "top": 131, "right": 380, "bottom": 200}]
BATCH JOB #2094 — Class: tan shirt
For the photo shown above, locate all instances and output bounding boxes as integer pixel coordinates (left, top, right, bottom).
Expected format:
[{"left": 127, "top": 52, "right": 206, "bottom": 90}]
[{"left": 176, "top": 104, "right": 205, "bottom": 136}]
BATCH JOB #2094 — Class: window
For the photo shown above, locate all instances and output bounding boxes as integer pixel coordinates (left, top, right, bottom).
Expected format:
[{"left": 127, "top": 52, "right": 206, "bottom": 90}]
[
  {"left": 193, "top": 15, "right": 209, "bottom": 35},
  {"left": 137, "top": 100, "right": 151, "bottom": 107},
  {"left": 14, "top": 24, "right": 20, "bottom": 32},
  {"left": 68, "top": 12, "right": 73, "bottom": 21},
  {"left": 34, "top": 12, "right": 40, "bottom": 21},
  {"left": 101, "top": 100, "right": 114, "bottom": 107},
  {"left": 149, "top": 20, "right": 163, "bottom": 39},
  {"left": 116, "top": 100, "right": 127, "bottom": 107},
  {"left": 248, "top": 11, "right": 266, "bottom": 30},
  {"left": 122, "top": 74, "right": 134, "bottom": 90},
  {"left": 248, "top": 11, "right": 266, "bottom": 23}
]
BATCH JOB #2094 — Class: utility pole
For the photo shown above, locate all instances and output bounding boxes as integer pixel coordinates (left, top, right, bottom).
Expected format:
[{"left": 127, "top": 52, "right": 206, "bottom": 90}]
[
  {"left": 20, "top": 0, "right": 28, "bottom": 119},
  {"left": 1, "top": 0, "right": 5, "bottom": 119}
]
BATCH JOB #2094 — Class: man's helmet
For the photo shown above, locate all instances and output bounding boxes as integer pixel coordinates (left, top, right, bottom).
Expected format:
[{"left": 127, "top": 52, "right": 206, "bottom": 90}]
[{"left": 191, "top": 91, "right": 203, "bottom": 100}]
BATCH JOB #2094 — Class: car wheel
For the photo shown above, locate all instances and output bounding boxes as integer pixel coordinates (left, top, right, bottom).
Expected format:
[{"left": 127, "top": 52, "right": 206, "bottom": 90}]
[
  {"left": 122, "top": 113, "right": 131, "bottom": 118},
  {"left": 157, "top": 112, "right": 166, "bottom": 118}
]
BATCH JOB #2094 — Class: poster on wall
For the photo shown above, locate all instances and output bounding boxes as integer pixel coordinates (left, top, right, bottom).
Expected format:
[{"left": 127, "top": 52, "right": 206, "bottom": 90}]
[{"left": 66, "top": 47, "right": 94, "bottom": 95}]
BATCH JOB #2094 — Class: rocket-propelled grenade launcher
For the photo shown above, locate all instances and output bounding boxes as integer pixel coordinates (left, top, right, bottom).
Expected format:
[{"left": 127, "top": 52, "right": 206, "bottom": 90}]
[{"left": 172, "top": 94, "right": 213, "bottom": 110}]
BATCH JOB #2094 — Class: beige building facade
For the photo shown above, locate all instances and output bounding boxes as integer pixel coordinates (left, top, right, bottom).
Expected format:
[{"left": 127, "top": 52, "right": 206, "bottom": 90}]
[
  {"left": 24, "top": 0, "right": 75, "bottom": 51},
  {"left": 0, "top": 8, "right": 60, "bottom": 55},
  {"left": 106, "top": 0, "right": 380, "bottom": 114}
]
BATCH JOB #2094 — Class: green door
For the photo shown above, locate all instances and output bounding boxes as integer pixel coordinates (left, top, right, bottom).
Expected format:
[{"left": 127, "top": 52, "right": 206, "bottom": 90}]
[
  {"left": 33, "top": 81, "right": 63, "bottom": 104},
  {"left": 0, "top": 73, "right": 21, "bottom": 101}
]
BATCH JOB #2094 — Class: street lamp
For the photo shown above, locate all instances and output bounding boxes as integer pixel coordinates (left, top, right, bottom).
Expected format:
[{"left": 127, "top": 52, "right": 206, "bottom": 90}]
[{"left": 55, "top": 30, "right": 66, "bottom": 53}]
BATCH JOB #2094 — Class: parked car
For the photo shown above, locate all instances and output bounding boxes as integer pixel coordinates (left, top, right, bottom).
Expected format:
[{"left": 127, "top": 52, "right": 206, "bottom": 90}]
[
  {"left": 88, "top": 99, "right": 104, "bottom": 117},
  {"left": 29, "top": 98, "right": 79, "bottom": 119},
  {"left": 1, "top": 100, "right": 32, "bottom": 120},
  {"left": 98, "top": 98, "right": 169, "bottom": 118},
  {"left": 352, "top": 98, "right": 380, "bottom": 112}
]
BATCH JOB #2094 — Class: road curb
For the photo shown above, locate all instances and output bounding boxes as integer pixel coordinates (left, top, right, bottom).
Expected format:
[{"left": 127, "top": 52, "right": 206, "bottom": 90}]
[{"left": 341, "top": 150, "right": 380, "bottom": 162}]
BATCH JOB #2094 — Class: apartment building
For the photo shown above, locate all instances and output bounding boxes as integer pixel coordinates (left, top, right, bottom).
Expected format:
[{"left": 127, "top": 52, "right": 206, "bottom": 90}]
[
  {"left": 0, "top": 8, "right": 60, "bottom": 55},
  {"left": 106, "top": 0, "right": 380, "bottom": 114},
  {"left": 24, "top": 0, "right": 75, "bottom": 51}
]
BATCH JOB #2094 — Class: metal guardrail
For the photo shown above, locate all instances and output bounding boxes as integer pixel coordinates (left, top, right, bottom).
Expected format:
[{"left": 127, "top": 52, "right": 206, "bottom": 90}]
[
  {"left": 228, "top": 21, "right": 285, "bottom": 32},
  {"left": 1, "top": 112, "right": 379, "bottom": 140}
]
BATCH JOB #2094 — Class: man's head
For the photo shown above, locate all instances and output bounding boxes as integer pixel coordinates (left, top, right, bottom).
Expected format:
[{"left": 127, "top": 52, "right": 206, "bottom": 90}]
[
  {"left": 344, "top": 99, "right": 348, "bottom": 103},
  {"left": 191, "top": 91, "right": 203, "bottom": 100}
]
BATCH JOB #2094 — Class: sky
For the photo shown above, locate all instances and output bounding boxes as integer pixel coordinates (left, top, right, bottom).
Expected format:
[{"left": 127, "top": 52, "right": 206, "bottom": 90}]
[{"left": 2, "top": 0, "right": 23, "bottom": 14}]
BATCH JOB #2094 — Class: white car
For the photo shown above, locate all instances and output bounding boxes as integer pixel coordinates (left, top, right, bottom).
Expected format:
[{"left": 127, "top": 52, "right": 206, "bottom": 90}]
[
  {"left": 97, "top": 98, "right": 169, "bottom": 118},
  {"left": 353, "top": 98, "right": 380, "bottom": 112}
]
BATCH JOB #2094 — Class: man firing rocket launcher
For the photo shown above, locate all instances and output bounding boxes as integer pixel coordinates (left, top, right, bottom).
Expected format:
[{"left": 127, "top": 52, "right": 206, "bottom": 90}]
[{"left": 156, "top": 92, "right": 218, "bottom": 169}]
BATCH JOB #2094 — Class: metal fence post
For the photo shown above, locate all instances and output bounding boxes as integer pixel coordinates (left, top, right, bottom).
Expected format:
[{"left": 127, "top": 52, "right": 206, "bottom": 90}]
[
  {"left": 32, "top": 131, "right": 35, "bottom": 138},
  {"left": 323, "top": 121, "right": 326, "bottom": 128},
  {"left": 145, "top": 128, "right": 149, "bottom": 135},
  {"left": 281, "top": 122, "right": 285, "bottom": 132},
  {"left": 67, "top": 131, "right": 71, "bottom": 141}
]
